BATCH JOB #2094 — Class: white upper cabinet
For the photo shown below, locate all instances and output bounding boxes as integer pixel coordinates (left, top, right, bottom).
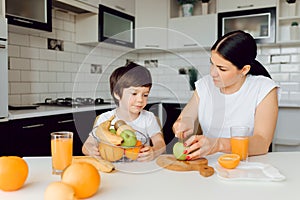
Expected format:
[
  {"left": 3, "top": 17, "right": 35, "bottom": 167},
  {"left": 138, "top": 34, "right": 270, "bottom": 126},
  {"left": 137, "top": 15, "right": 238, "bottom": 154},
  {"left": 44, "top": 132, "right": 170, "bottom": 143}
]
[
  {"left": 168, "top": 0, "right": 217, "bottom": 49},
  {"left": 217, "top": 0, "right": 277, "bottom": 12},
  {"left": 135, "top": 0, "right": 168, "bottom": 49},
  {"left": 0, "top": 0, "right": 4, "bottom": 17},
  {"left": 168, "top": 14, "right": 217, "bottom": 49},
  {"left": 100, "top": 0, "right": 135, "bottom": 15}
]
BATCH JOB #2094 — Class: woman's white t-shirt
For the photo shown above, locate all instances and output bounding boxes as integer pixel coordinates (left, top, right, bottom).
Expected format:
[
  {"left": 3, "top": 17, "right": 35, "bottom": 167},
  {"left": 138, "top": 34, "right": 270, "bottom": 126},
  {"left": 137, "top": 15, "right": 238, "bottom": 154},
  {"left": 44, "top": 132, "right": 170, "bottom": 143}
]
[
  {"left": 93, "top": 109, "right": 161, "bottom": 141},
  {"left": 195, "top": 75, "right": 279, "bottom": 138}
]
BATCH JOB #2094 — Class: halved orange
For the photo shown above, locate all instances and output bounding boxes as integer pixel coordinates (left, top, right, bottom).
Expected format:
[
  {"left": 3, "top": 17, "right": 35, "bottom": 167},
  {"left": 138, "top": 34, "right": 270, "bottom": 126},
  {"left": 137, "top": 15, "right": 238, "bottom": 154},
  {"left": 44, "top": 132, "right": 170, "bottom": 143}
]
[{"left": 218, "top": 154, "right": 240, "bottom": 169}]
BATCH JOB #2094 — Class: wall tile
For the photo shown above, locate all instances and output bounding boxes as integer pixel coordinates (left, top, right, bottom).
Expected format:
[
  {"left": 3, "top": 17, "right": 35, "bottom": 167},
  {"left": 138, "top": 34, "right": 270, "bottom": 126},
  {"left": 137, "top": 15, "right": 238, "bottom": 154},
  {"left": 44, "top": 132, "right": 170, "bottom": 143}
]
[
  {"left": 20, "top": 46, "right": 40, "bottom": 59},
  {"left": 7, "top": 8, "right": 300, "bottom": 105},
  {"left": 21, "top": 71, "right": 40, "bottom": 82}
]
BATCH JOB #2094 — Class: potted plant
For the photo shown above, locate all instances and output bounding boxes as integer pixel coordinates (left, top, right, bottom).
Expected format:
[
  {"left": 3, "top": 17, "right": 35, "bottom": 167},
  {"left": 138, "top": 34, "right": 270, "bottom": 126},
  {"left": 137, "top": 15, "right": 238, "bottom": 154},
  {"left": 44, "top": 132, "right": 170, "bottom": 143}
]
[
  {"left": 177, "top": 0, "right": 199, "bottom": 17},
  {"left": 286, "top": 0, "right": 297, "bottom": 16},
  {"left": 201, "top": 0, "right": 210, "bottom": 15},
  {"left": 286, "top": 0, "right": 296, "bottom": 3}
]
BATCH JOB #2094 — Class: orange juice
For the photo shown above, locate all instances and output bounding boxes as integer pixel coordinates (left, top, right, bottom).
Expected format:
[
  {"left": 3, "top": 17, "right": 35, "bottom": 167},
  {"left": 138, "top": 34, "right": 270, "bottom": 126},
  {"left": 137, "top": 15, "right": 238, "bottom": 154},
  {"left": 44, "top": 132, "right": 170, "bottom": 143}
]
[
  {"left": 230, "top": 136, "right": 248, "bottom": 161},
  {"left": 51, "top": 132, "right": 73, "bottom": 174}
]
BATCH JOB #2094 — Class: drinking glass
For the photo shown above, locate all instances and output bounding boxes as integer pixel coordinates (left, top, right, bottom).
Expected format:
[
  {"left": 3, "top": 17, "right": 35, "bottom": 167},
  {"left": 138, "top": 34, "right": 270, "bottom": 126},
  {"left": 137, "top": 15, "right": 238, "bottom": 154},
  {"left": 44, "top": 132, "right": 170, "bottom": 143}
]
[
  {"left": 230, "top": 126, "right": 250, "bottom": 161},
  {"left": 51, "top": 131, "right": 73, "bottom": 174}
]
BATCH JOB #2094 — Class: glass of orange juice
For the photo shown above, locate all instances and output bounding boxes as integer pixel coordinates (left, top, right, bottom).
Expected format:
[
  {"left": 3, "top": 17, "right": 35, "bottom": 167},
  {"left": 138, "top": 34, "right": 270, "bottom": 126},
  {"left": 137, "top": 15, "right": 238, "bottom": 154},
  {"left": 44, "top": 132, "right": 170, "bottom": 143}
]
[
  {"left": 51, "top": 131, "right": 73, "bottom": 175},
  {"left": 230, "top": 126, "right": 250, "bottom": 161}
]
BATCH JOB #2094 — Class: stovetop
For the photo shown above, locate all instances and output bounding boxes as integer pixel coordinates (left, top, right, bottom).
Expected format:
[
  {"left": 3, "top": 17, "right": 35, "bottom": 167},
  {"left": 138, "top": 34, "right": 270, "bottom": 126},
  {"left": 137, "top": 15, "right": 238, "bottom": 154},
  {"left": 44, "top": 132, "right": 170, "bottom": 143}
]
[{"left": 35, "top": 97, "right": 111, "bottom": 107}]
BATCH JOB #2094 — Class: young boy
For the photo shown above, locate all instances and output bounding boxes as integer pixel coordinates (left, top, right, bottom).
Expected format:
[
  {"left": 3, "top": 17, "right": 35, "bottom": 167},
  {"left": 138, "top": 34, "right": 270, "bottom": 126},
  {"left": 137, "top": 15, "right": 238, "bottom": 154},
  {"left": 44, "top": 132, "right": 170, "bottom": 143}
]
[{"left": 82, "top": 63, "right": 166, "bottom": 161}]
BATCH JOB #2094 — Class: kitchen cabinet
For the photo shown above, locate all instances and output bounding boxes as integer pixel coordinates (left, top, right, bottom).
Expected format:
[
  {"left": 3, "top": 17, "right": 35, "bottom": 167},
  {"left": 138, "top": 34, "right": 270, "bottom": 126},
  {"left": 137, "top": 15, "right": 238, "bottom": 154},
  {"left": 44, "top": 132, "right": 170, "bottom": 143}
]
[
  {"left": 9, "top": 116, "right": 52, "bottom": 157},
  {"left": 168, "top": 0, "right": 217, "bottom": 49},
  {"left": 0, "top": 0, "right": 4, "bottom": 17},
  {"left": 273, "top": 107, "right": 300, "bottom": 152},
  {"left": 100, "top": 0, "right": 135, "bottom": 16},
  {"left": 217, "top": 0, "right": 277, "bottom": 12},
  {"left": 161, "top": 103, "right": 186, "bottom": 153},
  {"left": 277, "top": 0, "right": 300, "bottom": 43},
  {"left": 170, "top": 0, "right": 217, "bottom": 17},
  {"left": 135, "top": 0, "right": 168, "bottom": 49},
  {"left": 0, "top": 121, "right": 12, "bottom": 156},
  {"left": 2, "top": 108, "right": 111, "bottom": 157},
  {"left": 168, "top": 14, "right": 217, "bottom": 49},
  {"left": 52, "top": 0, "right": 98, "bottom": 13}
]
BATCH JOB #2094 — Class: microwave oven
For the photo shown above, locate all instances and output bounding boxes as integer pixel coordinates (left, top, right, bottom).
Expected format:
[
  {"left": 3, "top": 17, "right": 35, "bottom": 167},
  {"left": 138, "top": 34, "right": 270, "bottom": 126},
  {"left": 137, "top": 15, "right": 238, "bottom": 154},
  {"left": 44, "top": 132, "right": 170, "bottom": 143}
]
[
  {"left": 99, "top": 4, "right": 135, "bottom": 48},
  {"left": 5, "top": 0, "right": 52, "bottom": 32},
  {"left": 218, "top": 7, "right": 276, "bottom": 44}
]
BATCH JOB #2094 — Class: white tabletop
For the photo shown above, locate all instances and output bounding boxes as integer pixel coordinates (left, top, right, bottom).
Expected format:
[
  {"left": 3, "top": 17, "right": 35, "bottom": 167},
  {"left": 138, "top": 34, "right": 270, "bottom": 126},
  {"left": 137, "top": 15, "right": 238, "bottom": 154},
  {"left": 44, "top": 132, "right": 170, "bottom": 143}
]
[{"left": 0, "top": 152, "right": 299, "bottom": 200}]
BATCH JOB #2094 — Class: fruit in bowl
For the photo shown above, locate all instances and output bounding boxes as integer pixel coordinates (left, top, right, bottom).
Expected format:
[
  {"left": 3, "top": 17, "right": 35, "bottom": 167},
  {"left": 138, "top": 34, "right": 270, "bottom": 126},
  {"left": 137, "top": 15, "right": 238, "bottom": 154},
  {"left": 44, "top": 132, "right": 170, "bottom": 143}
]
[
  {"left": 95, "top": 116, "right": 147, "bottom": 162},
  {"left": 120, "top": 130, "right": 137, "bottom": 147}
]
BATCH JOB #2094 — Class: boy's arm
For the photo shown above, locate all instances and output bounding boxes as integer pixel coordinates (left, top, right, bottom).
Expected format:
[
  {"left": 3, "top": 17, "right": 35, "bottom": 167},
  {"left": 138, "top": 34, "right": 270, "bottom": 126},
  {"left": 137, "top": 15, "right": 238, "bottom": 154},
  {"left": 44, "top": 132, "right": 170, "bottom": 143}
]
[
  {"left": 150, "top": 132, "right": 166, "bottom": 158},
  {"left": 82, "top": 135, "right": 99, "bottom": 156}
]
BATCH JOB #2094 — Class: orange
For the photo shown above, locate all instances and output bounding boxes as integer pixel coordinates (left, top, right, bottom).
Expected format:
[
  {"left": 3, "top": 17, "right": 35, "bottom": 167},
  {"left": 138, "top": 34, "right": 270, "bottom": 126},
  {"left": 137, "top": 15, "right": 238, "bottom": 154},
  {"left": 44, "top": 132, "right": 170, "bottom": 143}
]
[
  {"left": 0, "top": 156, "right": 29, "bottom": 191},
  {"left": 61, "top": 162, "right": 100, "bottom": 199},
  {"left": 125, "top": 140, "right": 142, "bottom": 160},
  {"left": 44, "top": 181, "right": 75, "bottom": 200},
  {"left": 218, "top": 154, "right": 240, "bottom": 169}
]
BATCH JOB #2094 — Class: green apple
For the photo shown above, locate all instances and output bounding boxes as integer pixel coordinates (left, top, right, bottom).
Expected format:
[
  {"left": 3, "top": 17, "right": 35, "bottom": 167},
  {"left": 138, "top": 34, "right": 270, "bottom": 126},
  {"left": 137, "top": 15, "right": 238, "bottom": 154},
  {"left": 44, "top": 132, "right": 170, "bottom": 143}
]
[
  {"left": 109, "top": 128, "right": 117, "bottom": 134},
  {"left": 173, "top": 142, "right": 186, "bottom": 161},
  {"left": 120, "top": 130, "right": 137, "bottom": 147}
]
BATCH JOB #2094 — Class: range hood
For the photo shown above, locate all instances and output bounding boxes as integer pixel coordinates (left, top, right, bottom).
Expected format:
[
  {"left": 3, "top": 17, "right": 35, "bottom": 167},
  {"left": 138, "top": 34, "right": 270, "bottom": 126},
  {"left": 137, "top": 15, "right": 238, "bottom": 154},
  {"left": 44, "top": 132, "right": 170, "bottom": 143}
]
[{"left": 52, "top": 0, "right": 98, "bottom": 14}]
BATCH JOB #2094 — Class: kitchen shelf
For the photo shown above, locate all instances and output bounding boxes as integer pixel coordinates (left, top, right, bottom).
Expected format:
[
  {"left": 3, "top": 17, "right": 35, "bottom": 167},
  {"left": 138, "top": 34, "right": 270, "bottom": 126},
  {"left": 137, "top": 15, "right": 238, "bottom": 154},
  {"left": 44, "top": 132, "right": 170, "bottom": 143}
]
[
  {"left": 277, "top": 0, "right": 300, "bottom": 43},
  {"left": 170, "top": 0, "right": 216, "bottom": 18}
]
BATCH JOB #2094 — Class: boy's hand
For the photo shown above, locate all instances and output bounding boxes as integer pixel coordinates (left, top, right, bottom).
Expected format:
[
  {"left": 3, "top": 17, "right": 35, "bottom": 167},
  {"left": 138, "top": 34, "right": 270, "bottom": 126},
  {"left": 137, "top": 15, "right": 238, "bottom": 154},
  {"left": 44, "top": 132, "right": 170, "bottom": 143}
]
[
  {"left": 83, "top": 142, "right": 100, "bottom": 156},
  {"left": 137, "top": 146, "right": 154, "bottom": 162}
]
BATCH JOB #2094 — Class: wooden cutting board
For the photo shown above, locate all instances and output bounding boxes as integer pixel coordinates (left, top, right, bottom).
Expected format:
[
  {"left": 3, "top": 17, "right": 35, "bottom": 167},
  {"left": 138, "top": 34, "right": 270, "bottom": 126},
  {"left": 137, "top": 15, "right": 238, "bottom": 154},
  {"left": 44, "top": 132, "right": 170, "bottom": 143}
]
[{"left": 156, "top": 154, "right": 208, "bottom": 171}]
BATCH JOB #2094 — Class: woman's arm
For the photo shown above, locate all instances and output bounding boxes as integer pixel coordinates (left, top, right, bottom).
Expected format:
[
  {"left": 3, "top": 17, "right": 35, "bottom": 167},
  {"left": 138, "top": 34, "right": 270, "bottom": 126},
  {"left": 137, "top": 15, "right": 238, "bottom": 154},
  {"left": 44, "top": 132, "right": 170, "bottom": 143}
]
[
  {"left": 172, "top": 91, "right": 200, "bottom": 138},
  {"left": 249, "top": 87, "right": 278, "bottom": 155}
]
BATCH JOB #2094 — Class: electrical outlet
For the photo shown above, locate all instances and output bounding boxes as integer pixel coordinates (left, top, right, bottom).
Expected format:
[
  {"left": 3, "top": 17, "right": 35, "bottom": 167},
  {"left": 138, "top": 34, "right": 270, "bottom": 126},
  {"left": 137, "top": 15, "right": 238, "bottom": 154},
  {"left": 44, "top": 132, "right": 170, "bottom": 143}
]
[{"left": 90, "top": 64, "right": 102, "bottom": 74}]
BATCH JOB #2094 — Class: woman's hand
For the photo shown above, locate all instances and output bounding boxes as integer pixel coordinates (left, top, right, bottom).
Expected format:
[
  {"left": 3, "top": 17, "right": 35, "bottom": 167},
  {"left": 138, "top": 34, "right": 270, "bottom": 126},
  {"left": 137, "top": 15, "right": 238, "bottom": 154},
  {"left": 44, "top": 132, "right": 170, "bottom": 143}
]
[
  {"left": 137, "top": 146, "right": 154, "bottom": 162},
  {"left": 183, "top": 135, "right": 219, "bottom": 160},
  {"left": 172, "top": 116, "right": 195, "bottom": 139}
]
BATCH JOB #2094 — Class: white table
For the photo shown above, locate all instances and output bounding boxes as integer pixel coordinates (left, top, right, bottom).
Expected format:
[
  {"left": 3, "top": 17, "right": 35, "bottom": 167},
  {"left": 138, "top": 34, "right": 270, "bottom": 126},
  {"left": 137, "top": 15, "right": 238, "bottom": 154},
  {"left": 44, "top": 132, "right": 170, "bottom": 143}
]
[{"left": 0, "top": 152, "right": 299, "bottom": 200}]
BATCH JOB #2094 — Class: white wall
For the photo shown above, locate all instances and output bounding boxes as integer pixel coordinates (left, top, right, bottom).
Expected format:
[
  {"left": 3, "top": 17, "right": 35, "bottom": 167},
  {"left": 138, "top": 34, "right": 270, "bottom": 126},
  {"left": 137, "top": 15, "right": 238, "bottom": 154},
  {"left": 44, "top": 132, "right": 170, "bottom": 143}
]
[{"left": 7, "top": 9, "right": 300, "bottom": 105}]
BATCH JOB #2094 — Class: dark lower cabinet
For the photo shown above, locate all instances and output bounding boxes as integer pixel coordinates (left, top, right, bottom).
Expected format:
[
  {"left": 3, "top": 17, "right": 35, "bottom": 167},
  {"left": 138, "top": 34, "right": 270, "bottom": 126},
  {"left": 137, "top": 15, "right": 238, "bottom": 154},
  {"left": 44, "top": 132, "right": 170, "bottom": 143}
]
[
  {"left": 10, "top": 117, "right": 51, "bottom": 157},
  {"left": 0, "top": 121, "right": 12, "bottom": 156},
  {"left": 161, "top": 103, "right": 186, "bottom": 153},
  {"left": 1, "top": 108, "right": 111, "bottom": 157}
]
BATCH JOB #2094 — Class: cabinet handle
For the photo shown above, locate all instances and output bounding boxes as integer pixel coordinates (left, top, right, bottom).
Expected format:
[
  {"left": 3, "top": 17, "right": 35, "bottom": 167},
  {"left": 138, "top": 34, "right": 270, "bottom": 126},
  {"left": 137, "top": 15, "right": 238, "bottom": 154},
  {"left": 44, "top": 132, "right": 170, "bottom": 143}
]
[
  {"left": 183, "top": 44, "right": 197, "bottom": 47},
  {"left": 237, "top": 4, "right": 254, "bottom": 9},
  {"left": 22, "top": 124, "right": 44, "bottom": 129},
  {"left": 57, "top": 119, "right": 74, "bottom": 124},
  {"left": 13, "top": 17, "right": 34, "bottom": 24},
  {"left": 145, "top": 45, "right": 159, "bottom": 47},
  {"left": 0, "top": 44, "right": 6, "bottom": 49},
  {"left": 115, "top": 40, "right": 126, "bottom": 45},
  {"left": 115, "top": 5, "right": 125, "bottom": 11}
]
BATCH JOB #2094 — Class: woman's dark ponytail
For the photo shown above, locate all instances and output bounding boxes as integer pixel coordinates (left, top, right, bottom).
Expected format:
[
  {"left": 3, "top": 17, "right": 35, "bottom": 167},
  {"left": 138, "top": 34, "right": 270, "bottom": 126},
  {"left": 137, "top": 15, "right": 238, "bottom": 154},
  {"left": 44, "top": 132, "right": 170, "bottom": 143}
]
[{"left": 249, "top": 60, "right": 271, "bottom": 79}]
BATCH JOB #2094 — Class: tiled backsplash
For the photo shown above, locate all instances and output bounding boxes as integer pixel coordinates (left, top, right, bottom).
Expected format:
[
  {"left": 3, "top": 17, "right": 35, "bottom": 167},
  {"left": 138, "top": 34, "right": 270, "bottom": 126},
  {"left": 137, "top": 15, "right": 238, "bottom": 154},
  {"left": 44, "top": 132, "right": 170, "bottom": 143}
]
[{"left": 7, "top": 9, "right": 300, "bottom": 105}]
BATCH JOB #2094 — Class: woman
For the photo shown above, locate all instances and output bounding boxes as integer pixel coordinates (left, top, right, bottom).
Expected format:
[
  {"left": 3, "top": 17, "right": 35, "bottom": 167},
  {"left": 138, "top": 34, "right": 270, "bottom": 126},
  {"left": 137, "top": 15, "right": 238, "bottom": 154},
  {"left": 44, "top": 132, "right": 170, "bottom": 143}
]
[{"left": 172, "top": 30, "right": 279, "bottom": 161}]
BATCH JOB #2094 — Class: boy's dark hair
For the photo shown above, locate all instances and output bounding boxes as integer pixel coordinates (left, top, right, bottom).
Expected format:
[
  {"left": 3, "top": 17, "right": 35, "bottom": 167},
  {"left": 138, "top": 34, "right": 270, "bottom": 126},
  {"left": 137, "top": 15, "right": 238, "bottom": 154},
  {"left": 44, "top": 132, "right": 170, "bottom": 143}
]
[{"left": 110, "top": 62, "right": 152, "bottom": 106}]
